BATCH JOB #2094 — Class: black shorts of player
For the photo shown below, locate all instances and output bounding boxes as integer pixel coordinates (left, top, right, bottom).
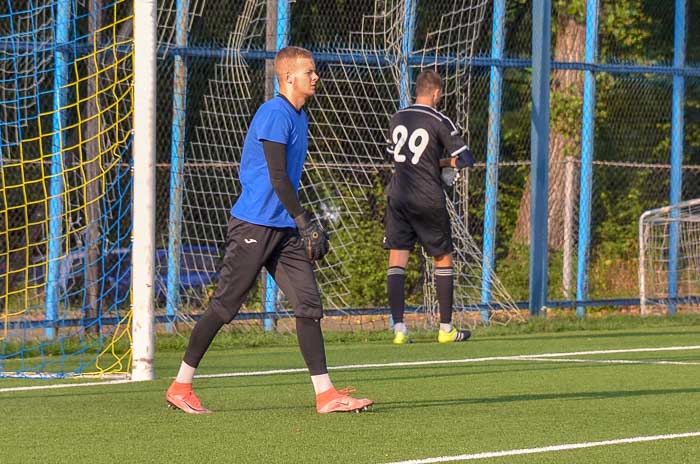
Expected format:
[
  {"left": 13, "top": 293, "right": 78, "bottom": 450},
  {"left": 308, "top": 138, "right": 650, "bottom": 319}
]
[
  {"left": 208, "top": 216, "right": 323, "bottom": 323},
  {"left": 383, "top": 196, "right": 453, "bottom": 257}
]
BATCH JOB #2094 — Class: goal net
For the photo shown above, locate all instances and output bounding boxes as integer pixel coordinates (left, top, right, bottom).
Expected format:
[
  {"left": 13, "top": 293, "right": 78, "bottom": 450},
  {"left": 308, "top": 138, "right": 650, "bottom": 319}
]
[
  {"left": 1, "top": 0, "right": 523, "bottom": 378},
  {"left": 179, "top": 0, "right": 522, "bottom": 331},
  {"left": 0, "top": 1, "right": 134, "bottom": 378},
  {"left": 639, "top": 198, "right": 700, "bottom": 315}
]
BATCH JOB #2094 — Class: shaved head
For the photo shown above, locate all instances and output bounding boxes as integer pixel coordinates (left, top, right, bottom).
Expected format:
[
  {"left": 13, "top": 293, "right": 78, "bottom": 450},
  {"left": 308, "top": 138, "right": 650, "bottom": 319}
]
[
  {"left": 274, "top": 46, "right": 314, "bottom": 81},
  {"left": 415, "top": 70, "right": 443, "bottom": 97}
]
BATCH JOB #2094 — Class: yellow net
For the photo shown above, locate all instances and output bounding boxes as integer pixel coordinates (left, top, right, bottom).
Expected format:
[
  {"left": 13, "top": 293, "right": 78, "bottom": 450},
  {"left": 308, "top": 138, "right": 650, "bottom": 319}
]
[{"left": 0, "top": 1, "right": 133, "bottom": 378}]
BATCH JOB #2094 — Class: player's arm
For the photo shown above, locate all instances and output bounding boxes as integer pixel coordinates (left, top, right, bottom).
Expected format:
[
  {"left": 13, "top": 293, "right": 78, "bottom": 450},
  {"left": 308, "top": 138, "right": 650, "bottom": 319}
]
[
  {"left": 263, "top": 140, "right": 329, "bottom": 261},
  {"left": 439, "top": 157, "right": 456, "bottom": 168},
  {"left": 439, "top": 118, "right": 474, "bottom": 169},
  {"left": 385, "top": 117, "right": 397, "bottom": 160},
  {"left": 437, "top": 117, "right": 472, "bottom": 187},
  {"left": 439, "top": 153, "right": 472, "bottom": 169},
  {"left": 263, "top": 140, "right": 305, "bottom": 218},
  {"left": 450, "top": 145, "right": 474, "bottom": 169}
]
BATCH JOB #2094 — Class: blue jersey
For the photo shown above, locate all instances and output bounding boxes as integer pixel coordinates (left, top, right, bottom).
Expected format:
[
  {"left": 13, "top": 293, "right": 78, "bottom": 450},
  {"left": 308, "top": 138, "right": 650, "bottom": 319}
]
[{"left": 231, "top": 96, "right": 309, "bottom": 227}]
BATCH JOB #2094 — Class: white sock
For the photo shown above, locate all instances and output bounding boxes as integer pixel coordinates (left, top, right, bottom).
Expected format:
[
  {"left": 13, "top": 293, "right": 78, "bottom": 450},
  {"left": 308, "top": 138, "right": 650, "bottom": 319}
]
[
  {"left": 440, "top": 323, "right": 453, "bottom": 333},
  {"left": 311, "top": 374, "right": 334, "bottom": 395},
  {"left": 175, "top": 361, "right": 196, "bottom": 384},
  {"left": 394, "top": 322, "right": 408, "bottom": 335}
]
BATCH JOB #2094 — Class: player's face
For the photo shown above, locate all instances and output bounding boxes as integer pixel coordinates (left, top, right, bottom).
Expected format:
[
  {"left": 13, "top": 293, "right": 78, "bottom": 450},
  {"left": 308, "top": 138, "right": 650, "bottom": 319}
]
[{"left": 290, "top": 57, "right": 319, "bottom": 98}]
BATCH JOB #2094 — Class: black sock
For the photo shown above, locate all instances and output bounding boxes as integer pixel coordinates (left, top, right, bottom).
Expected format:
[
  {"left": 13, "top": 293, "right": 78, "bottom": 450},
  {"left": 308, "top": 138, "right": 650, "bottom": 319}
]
[
  {"left": 296, "top": 317, "right": 328, "bottom": 376},
  {"left": 388, "top": 266, "right": 406, "bottom": 323},
  {"left": 183, "top": 309, "right": 225, "bottom": 368},
  {"left": 435, "top": 266, "right": 454, "bottom": 324}
]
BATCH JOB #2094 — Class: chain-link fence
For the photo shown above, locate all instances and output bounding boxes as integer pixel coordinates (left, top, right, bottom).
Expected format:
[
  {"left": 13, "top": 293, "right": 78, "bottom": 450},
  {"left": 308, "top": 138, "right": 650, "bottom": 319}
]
[
  {"left": 2, "top": 1, "right": 699, "bottom": 347},
  {"left": 146, "top": 1, "right": 698, "bottom": 331}
]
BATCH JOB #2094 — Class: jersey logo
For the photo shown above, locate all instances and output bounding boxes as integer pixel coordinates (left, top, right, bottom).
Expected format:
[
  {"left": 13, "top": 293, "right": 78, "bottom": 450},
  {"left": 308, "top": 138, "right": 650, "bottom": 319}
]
[
  {"left": 392, "top": 125, "right": 429, "bottom": 164},
  {"left": 244, "top": 238, "right": 258, "bottom": 244}
]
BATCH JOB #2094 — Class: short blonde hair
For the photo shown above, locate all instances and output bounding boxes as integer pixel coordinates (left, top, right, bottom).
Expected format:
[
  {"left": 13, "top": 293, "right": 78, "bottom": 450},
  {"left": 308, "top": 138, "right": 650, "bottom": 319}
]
[{"left": 274, "top": 46, "right": 314, "bottom": 81}]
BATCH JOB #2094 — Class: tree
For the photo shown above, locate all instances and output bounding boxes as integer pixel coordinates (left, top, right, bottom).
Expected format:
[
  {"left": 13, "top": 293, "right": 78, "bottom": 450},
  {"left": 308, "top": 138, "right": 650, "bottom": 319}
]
[{"left": 510, "top": 0, "right": 656, "bottom": 252}]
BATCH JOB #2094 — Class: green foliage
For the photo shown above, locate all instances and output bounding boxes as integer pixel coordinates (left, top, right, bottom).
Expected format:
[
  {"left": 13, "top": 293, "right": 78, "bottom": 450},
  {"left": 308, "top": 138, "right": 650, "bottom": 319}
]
[
  {"left": 550, "top": 0, "right": 654, "bottom": 60},
  {"left": 495, "top": 244, "right": 568, "bottom": 302},
  {"left": 553, "top": 0, "right": 586, "bottom": 24},
  {"left": 595, "top": 188, "right": 646, "bottom": 259},
  {"left": 321, "top": 179, "right": 424, "bottom": 308},
  {"left": 495, "top": 244, "right": 530, "bottom": 301},
  {"left": 600, "top": 0, "right": 652, "bottom": 59},
  {"left": 328, "top": 211, "right": 388, "bottom": 307},
  {"left": 550, "top": 87, "right": 583, "bottom": 145}
]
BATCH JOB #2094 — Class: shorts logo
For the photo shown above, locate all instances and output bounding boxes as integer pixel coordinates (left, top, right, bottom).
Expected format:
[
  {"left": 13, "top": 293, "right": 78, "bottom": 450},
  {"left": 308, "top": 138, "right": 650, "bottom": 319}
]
[{"left": 244, "top": 238, "right": 257, "bottom": 244}]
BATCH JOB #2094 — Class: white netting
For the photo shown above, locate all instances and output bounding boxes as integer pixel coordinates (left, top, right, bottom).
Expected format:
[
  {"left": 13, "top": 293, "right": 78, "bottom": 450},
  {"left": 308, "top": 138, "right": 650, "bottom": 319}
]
[
  {"left": 639, "top": 198, "right": 700, "bottom": 315},
  {"left": 173, "top": 0, "right": 522, "bottom": 331}
]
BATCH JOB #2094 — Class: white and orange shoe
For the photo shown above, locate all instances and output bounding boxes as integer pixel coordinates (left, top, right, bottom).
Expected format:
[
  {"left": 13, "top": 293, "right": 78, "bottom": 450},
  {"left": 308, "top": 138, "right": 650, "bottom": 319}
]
[
  {"left": 316, "top": 387, "right": 374, "bottom": 414},
  {"left": 166, "top": 381, "right": 213, "bottom": 414}
]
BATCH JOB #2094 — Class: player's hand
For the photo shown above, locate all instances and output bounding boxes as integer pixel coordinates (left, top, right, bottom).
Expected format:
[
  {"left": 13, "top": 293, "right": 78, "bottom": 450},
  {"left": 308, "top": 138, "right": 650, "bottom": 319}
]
[
  {"left": 455, "top": 148, "right": 474, "bottom": 169},
  {"left": 294, "top": 211, "right": 330, "bottom": 261},
  {"left": 441, "top": 167, "right": 459, "bottom": 187}
]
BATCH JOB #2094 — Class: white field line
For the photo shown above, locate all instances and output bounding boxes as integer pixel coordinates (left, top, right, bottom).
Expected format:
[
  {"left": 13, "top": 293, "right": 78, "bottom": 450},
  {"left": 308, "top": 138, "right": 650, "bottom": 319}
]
[
  {"left": 383, "top": 431, "right": 700, "bottom": 463},
  {"left": 521, "top": 357, "right": 700, "bottom": 366},
  {"left": 1, "top": 345, "right": 698, "bottom": 393},
  {"left": 196, "top": 344, "right": 700, "bottom": 379},
  {"left": 0, "top": 379, "right": 132, "bottom": 393}
]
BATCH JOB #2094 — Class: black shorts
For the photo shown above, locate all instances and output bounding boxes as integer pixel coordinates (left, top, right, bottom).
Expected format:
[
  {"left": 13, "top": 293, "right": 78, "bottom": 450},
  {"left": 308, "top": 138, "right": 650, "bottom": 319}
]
[
  {"left": 209, "top": 216, "right": 323, "bottom": 323},
  {"left": 383, "top": 196, "right": 453, "bottom": 257}
]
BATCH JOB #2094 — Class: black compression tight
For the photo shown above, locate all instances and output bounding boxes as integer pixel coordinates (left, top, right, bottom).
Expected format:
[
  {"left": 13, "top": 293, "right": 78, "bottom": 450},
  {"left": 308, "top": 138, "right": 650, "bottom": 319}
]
[
  {"left": 183, "top": 309, "right": 225, "bottom": 368},
  {"left": 296, "top": 317, "right": 328, "bottom": 376}
]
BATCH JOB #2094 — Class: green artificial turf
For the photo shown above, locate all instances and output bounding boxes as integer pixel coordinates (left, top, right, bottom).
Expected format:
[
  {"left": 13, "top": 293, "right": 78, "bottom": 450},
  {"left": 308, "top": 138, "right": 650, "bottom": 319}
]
[{"left": 2, "top": 325, "right": 699, "bottom": 463}]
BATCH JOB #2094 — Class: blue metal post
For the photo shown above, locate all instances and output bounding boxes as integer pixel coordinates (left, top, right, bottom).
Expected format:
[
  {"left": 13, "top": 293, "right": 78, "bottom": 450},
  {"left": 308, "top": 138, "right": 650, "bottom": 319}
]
[
  {"left": 575, "top": 0, "right": 600, "bottom": 318},
  {"left": 47, "top": 0, "right": 71, "bottom": 338},
  {"left": 399, "top": 0, "right": 417, "bottom": 109},
  {"left": 273, "top": 0, "right": 290, "bottom": 96},
  {"left": 264, "top": 0, "right": 290, "bottom": 331},
  {"left": 166, "top": 0, "right": 190, "bottom": 332},
  {"left": 529, "top": 0, "right": 552, "bottom": 316},
  {"left": 480, "top": 0, "right": 505, "bottom": 322},
  {"left": 388, "top": 0, "right": 416, "bottom": 329},
  {"left": 668, "top": 0, "right": 687, "bottom": 315}
]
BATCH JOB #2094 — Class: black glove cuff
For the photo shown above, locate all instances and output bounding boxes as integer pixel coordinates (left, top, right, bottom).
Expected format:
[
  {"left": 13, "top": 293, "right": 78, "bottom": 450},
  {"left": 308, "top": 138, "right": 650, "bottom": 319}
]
[
  {"left": 294, "top": 211, "right": 312, "bottom": 230},
  {"left": 455, "top": 148, "right": 474, "bottom": 169}
]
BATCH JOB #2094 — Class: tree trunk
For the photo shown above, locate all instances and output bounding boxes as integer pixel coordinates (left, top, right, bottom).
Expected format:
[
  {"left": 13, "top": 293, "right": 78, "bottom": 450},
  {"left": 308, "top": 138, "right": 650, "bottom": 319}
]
[
  {"left": 84, "top": 0, "right": 103, "bottom": 334},
  {"left": 512, "top": 14, "right": 585, "bottom": 251}
]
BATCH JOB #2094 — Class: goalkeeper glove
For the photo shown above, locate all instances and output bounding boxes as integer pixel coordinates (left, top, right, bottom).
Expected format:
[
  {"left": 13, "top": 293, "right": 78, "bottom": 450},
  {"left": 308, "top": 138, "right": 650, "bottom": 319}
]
[
  {"left": 454, "top": 148, "right": 474, "bottom": 169},
  {"left": 441, "top": 167, "right": 459, "bottom": 187},
  {"left": 294, "top": 211, "right": 330, "bottom": 262}
]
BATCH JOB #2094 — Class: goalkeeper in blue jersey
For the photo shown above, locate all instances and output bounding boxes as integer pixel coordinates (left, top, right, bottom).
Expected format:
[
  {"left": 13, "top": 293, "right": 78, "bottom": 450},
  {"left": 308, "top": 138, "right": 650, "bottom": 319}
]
[
  {"left": 166, "top": 46, "right": 373, "bottom": 415},
  {"left": 383, "top": 70, "right": 474, "bottom": 345}
]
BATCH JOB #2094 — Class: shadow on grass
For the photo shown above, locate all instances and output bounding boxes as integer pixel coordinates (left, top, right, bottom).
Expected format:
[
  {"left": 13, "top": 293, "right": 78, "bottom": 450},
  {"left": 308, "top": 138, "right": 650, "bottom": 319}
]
[
  {"left": 380, "top": 386, "right": 700, "bottom": 411},
  {"left": 470, "top": 329, "right": 700, "bottom": 343}
]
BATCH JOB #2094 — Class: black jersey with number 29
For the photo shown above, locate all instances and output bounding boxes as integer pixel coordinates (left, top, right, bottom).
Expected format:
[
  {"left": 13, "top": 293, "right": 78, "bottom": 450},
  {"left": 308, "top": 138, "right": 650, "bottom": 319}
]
[{"left": 386, "top": 104, "right": 469, "bottom": 204}]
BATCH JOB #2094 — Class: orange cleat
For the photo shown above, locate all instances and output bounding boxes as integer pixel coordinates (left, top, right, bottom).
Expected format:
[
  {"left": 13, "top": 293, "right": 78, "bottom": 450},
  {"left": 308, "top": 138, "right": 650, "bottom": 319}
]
[
  {"left": 166, "top": 381, "right": 213, "bottom": 414},
  {"left": 316, "top": 387, "right": 374, "bottom": 414}
]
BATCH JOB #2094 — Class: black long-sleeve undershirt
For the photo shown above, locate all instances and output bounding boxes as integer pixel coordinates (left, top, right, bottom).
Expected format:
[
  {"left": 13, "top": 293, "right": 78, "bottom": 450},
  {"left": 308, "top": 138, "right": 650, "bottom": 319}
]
[{"left": 262, "top": 140, "right": 305, "bottom": 220}]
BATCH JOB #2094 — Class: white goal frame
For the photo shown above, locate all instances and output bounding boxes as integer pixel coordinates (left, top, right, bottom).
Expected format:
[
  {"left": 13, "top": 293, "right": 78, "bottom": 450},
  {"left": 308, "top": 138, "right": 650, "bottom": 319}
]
[{"left": 639, "top": 198, "right": 700, "bottom": 315}]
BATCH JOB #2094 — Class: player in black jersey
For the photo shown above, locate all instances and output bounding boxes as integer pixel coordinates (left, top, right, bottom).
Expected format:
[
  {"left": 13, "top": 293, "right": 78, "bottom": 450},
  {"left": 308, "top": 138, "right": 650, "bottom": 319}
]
[{"left": 383, "top": 70, "right": 474, "bottom": 344}]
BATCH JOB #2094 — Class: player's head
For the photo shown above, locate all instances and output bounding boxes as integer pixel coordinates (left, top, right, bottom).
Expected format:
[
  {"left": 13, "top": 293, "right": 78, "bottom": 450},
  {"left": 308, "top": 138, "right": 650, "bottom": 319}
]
[
  {"left": 414, "top": 70, "right": 443, "bottom": 107},
  {"left": 274, "top": 46, "right": 319, "bottom": 103}
]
